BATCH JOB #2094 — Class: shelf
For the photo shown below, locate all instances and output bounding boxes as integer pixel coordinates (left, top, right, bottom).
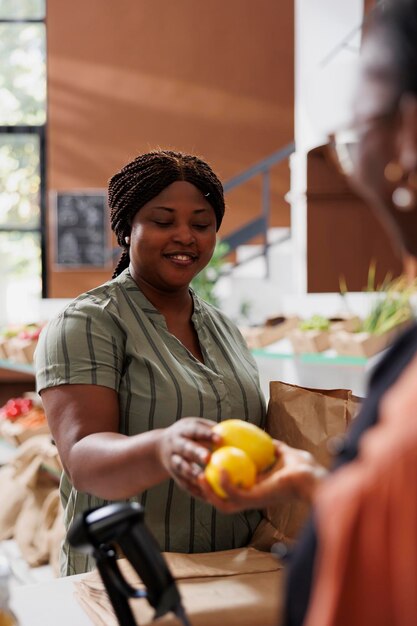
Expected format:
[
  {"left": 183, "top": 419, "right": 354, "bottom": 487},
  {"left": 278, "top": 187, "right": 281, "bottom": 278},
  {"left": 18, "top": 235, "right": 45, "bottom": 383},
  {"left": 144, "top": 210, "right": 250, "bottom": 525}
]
[
  {"left": 251, "top": 336, "right": 371, "bottom": 366},
  {"left": 251, "top": 348, "right": 368, "bottom": 366},
  {"left": 0, "top": 360, "right": 35, "bottom": 376}
]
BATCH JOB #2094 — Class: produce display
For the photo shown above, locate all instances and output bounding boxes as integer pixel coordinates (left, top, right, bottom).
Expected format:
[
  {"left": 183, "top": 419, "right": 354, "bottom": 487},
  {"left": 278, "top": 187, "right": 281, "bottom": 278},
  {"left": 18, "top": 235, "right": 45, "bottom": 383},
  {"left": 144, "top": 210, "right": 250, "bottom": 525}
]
[
  {"left": 0, "top": 393, "right": 48, "bottom": 445},
  {"left": 204, "top": 420, "right": 276, "bottom": 499},
  {"left": 239, "top": 316, "right": 299, "bottom": 349},
  {"left": 298, "top": 315, "right": 330, "bottom": 332},
  {"left": 360, "top": 291, "right": 412, "bottom": 335},
  {"left": 329, "top": 272, "right": 416, "bottom": 357},
  {"left": 0, "top": 322, "right": 44, "bottom": 364}
]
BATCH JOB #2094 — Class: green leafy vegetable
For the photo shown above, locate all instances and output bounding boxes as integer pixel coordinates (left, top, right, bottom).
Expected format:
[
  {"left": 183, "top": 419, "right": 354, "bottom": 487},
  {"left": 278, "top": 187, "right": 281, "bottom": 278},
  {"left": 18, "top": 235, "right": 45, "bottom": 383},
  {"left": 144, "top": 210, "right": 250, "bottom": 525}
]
[{"left": 299, "top": 315, "right": 330, "bottom": 332}]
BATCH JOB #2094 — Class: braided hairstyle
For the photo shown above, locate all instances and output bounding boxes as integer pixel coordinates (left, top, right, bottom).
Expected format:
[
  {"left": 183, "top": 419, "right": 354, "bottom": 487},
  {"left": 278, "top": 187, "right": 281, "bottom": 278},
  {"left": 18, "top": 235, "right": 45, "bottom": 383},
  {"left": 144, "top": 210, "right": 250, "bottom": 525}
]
[{"left": 108, "top": 150, "right": 225, "bottom": 278}]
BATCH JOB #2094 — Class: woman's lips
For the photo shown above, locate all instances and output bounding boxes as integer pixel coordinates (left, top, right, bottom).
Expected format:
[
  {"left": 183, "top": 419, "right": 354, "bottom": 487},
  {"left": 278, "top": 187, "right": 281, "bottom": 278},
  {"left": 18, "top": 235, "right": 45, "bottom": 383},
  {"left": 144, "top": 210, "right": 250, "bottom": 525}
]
[{"left": 164, "top": 253, "right": 197, "bottom": 266}]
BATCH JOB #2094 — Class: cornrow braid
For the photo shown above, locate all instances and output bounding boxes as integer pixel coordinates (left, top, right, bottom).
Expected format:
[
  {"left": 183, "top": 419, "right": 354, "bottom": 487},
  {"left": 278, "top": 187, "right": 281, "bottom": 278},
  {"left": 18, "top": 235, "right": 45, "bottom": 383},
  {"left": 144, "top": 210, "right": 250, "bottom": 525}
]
[{"left": 108, "top": 150, "right": 225, "bottom": 277}]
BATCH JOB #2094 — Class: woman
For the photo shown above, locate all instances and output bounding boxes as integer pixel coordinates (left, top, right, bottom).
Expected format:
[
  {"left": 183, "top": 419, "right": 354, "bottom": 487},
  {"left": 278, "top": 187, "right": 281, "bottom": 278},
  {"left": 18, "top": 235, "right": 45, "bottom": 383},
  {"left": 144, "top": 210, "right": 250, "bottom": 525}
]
[
  {"left": 200, "top": 1, "right": 417, "bottom": 624},
  {"left": 35, "top": 150, "right": 266, "bottom": 575}
]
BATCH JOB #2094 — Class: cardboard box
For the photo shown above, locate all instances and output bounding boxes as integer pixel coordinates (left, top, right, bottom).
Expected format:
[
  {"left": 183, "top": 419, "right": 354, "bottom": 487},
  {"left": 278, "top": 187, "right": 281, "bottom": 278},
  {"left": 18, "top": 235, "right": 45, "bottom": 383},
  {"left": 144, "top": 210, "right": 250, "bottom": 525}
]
[
  {"left": 289, "top": 328, "right": 331, "bottom": 353},
  {"left": 0, "top": 419, "right": 50, "bottom": 446},
  {"left": 0, "top": 339, "right": 9, "bottom": 360},
  {"left": 329, "top": 321, "right": 411, "bottom": 358},
  {"left": 3, "top": 337, "right": 37, "bottom": 364},
  {"left": 329, "top": 316, "right": 361, "bottom": 333},
  {"left": 240, "top": 316, "right": 299, "bottom": 349}
]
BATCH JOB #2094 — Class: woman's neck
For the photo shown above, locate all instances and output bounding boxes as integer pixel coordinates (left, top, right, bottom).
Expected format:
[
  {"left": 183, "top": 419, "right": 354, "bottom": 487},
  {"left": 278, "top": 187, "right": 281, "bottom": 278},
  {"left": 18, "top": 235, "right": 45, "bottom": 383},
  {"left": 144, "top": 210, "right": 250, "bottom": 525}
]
[{"left": 129, "top": 269, "right": 193, "bottom": 319}]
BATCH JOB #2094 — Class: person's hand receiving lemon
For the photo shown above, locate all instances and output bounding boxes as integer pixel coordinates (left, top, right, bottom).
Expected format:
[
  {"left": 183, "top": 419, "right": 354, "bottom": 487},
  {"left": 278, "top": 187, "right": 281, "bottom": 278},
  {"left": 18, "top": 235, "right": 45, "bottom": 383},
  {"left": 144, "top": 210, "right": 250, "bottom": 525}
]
[{"left": 198, "top": 422, "right": 327, "bottom": 514}]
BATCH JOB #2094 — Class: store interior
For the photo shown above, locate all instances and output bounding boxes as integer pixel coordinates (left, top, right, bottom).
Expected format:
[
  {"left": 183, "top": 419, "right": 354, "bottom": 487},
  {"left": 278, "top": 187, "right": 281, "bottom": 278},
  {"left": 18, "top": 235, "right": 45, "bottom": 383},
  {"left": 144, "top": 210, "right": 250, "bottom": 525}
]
[{"left": 0, "top": 1, "right": 414, "bottom": 625}]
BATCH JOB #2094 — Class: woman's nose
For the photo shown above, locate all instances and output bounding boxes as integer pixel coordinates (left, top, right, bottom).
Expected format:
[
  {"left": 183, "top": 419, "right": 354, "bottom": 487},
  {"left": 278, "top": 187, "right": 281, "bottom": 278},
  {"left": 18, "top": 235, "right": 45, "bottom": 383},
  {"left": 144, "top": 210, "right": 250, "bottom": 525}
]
[{"left": 172, "top": 224, "right": 196, "bottom": 244}]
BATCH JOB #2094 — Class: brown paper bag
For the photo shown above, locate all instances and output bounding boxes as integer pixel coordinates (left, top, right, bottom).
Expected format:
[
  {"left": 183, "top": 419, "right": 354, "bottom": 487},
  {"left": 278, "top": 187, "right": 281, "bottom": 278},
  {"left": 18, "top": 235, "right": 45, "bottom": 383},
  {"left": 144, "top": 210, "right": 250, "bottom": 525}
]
[
  {"left": 264, "top": 381, "right": 361, "bottom": 541},
  {"left": 0, "top": 436, "right": 47, "bottom": 540},
  {"left": 0, "top": 435, "right": 63, "bottom": 566},
  {"left": 14, "top": 487, "right": 65, "bottom": 568}
]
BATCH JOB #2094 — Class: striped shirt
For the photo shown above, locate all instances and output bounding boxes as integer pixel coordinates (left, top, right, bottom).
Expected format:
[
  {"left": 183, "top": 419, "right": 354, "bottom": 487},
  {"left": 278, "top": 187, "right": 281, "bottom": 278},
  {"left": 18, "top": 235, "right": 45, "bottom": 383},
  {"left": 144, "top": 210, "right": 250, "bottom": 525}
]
[{"left": 35, "top": 269, "right": 266, "bottom": 575}]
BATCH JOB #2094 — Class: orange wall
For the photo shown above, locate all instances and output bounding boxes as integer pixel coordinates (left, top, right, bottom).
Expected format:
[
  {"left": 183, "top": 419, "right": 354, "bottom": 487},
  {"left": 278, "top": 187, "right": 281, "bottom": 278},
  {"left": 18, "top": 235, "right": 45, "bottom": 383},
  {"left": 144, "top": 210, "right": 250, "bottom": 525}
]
[
  {"left": 306, "top": 147, "right": 402, "bottom": 292},
  {"left": 46, "top": 0, "right": 294, "bottom": 297}
]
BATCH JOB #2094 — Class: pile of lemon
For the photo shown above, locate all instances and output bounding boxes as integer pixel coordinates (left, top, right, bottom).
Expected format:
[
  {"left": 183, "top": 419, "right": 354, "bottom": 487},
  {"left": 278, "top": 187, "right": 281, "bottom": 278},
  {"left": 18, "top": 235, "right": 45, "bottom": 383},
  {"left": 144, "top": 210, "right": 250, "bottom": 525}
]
[{"left": 204, "top": 420, "right": 276, "bottom": 499}]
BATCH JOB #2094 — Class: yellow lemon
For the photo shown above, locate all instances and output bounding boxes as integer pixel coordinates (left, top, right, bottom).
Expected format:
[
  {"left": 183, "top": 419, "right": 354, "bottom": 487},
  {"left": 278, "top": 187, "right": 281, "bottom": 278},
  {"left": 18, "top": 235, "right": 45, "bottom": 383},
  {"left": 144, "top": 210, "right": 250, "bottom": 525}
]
[
  {"left": 213, "top": 419, "right": 275, "bottom": 472},
  {"left": 204, "top": 446, "right": 256, "bottom": 499}
]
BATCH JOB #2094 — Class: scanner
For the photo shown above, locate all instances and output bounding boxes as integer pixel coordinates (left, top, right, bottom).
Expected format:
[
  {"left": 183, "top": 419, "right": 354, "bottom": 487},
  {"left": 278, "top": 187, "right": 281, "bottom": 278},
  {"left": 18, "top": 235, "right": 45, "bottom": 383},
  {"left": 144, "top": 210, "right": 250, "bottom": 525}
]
[{"left": 68, "top": 502, "right": 191, "bottom": 626}]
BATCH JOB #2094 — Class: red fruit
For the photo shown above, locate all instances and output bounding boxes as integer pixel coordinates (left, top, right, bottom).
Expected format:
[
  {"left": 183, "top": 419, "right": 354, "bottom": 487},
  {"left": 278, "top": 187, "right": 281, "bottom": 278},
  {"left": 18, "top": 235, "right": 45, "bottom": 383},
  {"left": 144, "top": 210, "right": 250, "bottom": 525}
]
[{"left": 1, "top": 397, "right": 33, "bottom": 420}]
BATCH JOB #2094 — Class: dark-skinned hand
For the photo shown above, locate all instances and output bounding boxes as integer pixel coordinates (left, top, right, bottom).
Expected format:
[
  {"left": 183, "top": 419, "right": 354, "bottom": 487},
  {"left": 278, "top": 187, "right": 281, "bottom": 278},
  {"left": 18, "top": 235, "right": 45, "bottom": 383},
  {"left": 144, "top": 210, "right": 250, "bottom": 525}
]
[
  {"left": 197, "top": 440, "right": 328, "bottom": 513},
  {"left": 158, "top": 417, "right": 221, "bottom": 498}
]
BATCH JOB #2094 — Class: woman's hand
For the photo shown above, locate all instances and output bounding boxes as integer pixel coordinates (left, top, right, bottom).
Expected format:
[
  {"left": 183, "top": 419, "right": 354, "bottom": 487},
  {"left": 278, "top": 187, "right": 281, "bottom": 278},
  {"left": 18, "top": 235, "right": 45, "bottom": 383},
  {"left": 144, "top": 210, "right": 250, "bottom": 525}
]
[
  {"left": 157, "top": 417, "right": 221, "bottom": 498},
  {"left": 197, "top": 440, "right": 328, "bottom": 514}
]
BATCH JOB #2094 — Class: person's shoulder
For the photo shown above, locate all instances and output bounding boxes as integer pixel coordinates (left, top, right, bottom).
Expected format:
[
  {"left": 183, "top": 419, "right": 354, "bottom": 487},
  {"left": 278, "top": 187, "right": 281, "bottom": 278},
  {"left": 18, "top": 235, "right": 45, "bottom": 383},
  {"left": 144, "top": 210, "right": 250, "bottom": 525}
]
[
  {"left": 41, "top": 274, "right": 130, "bottom": 338},
  {"left": 64, "top": 272, "right": 130, "bottom": 315}
]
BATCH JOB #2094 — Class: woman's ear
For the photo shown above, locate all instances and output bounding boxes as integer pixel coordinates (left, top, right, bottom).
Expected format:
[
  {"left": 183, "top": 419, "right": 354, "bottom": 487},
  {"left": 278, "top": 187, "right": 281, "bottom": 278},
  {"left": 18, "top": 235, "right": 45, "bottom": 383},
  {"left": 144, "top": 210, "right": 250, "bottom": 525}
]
[{"left": 398, "top": 94, "right": 417, "bottom": 173}]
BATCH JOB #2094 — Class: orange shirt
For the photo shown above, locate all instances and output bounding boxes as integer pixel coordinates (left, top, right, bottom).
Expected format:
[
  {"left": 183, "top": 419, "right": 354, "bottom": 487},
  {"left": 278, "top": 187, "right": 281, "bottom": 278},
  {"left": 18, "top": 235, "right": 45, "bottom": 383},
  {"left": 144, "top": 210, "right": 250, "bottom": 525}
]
[{"left": 305, "top": 354, "right": 417, "bottom": 626}]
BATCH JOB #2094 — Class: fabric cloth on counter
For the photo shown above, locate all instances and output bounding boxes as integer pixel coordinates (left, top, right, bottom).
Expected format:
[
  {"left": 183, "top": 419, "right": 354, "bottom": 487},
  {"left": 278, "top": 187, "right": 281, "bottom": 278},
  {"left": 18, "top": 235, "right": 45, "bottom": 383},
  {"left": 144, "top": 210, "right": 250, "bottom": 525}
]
[
  {"left": 35, "top": 269, "right": 266, "bottom": 576},
  {"left": 74, "top": 547, "right": 284, "bottom": 626}
]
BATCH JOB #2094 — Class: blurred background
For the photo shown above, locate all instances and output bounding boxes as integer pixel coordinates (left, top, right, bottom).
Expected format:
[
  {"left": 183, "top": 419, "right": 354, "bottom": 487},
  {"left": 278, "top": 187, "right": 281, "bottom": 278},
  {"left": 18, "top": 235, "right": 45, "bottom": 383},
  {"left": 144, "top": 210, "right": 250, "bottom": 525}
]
[
  {"left": 1, "top": 0, "right": 413, "bottom": 598},
  {"left": 1, "top": 0, "right": 397, "bottom": 325}
]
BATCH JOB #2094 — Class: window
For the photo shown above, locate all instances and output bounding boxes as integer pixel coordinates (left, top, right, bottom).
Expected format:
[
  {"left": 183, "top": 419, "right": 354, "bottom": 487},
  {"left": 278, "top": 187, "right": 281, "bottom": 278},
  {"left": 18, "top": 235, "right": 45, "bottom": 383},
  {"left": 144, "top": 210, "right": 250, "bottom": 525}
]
[{"left": 0, "top": 0, "right": 46, "bottom": 324}]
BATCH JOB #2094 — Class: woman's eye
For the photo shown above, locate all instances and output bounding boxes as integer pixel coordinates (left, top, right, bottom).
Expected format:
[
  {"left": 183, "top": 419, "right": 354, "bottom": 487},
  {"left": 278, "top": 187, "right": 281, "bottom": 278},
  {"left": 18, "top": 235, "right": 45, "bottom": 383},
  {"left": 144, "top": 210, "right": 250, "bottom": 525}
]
[
  {"left": 153, "top": 221, "right": 172, "bottom": 227},
  {"left": 193, "top": 224, "right": 210, "bottom": 230}
]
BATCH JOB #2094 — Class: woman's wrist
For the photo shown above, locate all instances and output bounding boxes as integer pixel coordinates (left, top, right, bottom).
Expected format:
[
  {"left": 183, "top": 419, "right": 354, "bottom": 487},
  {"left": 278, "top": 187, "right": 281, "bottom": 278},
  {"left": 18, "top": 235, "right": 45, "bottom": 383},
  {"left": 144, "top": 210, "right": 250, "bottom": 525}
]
[{"left": 297, "top": 465, "right": 328, "bottom": 503}]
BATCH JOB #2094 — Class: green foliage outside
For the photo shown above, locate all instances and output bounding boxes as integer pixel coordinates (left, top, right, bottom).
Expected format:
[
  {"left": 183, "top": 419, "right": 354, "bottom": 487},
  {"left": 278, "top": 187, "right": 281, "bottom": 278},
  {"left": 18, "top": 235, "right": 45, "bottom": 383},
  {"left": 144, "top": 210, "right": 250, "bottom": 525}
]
[
  {"left": 0, "top": 0, "right": 44, "bottom": 20},
  {"left": 0, "top": 135, "right": 40, "bottom": 228},
  {"left": 0, "top": 22, "right": 45, "bottom": 125},
  {"left": 0, "top": 1, "right": 45, "bottom": 294},
  {"left": 191, "top": 240, "right": 229, "bottom": 307}
]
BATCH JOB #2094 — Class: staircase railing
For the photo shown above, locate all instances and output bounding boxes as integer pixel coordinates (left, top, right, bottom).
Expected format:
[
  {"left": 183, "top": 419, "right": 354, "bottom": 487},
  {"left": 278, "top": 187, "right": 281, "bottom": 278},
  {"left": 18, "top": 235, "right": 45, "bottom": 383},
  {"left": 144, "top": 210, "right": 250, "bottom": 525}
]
[{"left": 221, "top": 142, "right": 295, "bottom": 277}]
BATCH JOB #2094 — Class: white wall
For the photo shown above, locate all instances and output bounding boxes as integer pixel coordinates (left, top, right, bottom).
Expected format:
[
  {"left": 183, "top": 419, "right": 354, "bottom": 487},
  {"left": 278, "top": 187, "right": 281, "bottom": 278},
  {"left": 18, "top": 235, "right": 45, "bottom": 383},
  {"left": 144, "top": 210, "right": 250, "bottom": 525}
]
[{"left": 291, "top": 0, "right": 365, "bottom": 293}]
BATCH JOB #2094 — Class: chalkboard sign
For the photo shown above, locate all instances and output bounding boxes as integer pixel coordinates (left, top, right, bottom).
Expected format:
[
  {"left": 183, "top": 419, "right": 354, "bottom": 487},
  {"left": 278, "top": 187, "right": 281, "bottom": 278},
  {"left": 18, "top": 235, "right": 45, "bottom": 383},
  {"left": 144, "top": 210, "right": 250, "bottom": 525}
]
[{"left": 53, "top": 191, "right": 111, "bottom": 269}]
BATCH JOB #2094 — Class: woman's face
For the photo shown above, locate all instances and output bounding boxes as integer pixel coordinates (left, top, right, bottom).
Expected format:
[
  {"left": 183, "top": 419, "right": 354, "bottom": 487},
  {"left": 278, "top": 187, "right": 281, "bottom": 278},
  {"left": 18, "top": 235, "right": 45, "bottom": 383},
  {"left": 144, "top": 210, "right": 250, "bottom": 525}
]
[
  {"left": 347, "top": 28, "right": 417, "bottom": 256},
  {"left": 128, "top": 180, "right": 217, "bottom": 293}
]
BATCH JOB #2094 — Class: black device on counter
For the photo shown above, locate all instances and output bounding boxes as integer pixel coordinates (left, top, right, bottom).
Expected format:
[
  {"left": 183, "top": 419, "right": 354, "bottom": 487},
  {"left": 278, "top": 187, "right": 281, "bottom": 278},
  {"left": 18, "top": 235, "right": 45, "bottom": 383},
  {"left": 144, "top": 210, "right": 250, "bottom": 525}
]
[{"left": 67, "top": 502, "right": 191, "bottom": 626}]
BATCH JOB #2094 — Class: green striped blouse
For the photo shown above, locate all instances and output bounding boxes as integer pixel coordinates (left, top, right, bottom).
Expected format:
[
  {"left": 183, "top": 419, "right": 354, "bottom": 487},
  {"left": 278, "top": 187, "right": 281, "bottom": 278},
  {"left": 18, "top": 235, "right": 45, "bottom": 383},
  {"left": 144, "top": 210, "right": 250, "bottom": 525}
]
[{"left": 35, "top": 269, "right": 266, "bottom": 576}]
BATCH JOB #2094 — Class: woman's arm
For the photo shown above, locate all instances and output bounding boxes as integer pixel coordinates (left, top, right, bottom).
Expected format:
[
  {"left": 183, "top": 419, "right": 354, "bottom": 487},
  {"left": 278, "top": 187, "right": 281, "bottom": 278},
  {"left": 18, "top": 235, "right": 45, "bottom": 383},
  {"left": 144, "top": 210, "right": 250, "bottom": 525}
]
[{"left": 41, "top": 384, "right": 219, "bottom": 500}]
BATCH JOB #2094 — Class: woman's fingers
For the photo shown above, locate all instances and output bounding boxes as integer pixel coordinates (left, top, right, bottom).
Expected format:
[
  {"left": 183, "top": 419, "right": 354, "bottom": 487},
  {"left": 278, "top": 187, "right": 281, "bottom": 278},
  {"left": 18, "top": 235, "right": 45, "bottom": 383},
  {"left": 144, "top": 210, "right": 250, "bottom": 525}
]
[
  {"left": 181, "top": 418, "right": 222, "bottom": 445},
  {"left": 171, "top": 455, "right": 203, "bottom": 497},
  {"left": 197, "top": 475, "right": 238, "bottom": 513},
  {"left": 197, "top": 471, "right": 257, "bottom": 513},
  {"left": 174, "top": 436, "right": 210, "bottom": 465}
]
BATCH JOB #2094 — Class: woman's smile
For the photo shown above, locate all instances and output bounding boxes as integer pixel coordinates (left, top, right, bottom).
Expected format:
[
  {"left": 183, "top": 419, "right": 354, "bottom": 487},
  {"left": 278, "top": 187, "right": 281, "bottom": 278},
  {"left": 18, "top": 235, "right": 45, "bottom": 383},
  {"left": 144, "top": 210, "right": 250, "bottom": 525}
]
[{"left": 163, "top": 251, "right": 198, "bottom": 266}]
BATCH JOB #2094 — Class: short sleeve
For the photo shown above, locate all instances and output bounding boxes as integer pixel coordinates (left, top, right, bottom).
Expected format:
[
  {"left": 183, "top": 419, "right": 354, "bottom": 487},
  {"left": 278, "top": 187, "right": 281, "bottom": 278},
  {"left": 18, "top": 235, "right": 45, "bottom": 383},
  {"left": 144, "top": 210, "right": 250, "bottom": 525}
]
[{"left": 35, "top": 301, "right": 126, "bottom": 393}]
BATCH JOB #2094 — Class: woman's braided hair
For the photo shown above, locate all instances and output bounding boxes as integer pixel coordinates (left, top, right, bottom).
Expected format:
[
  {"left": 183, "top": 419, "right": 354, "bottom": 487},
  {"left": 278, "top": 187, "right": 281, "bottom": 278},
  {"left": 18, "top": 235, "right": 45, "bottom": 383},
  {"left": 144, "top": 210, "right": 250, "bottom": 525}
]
[{"left": 108, "top": 150, "right": 225, "bottom": 278}]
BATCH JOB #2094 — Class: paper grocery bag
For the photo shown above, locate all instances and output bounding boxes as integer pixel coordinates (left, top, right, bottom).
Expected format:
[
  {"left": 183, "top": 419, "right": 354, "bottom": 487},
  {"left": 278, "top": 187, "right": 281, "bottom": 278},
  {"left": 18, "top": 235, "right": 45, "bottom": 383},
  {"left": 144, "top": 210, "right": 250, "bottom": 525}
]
[{"left": 264, "top": 381, "right": 361, "bottom": 541}]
